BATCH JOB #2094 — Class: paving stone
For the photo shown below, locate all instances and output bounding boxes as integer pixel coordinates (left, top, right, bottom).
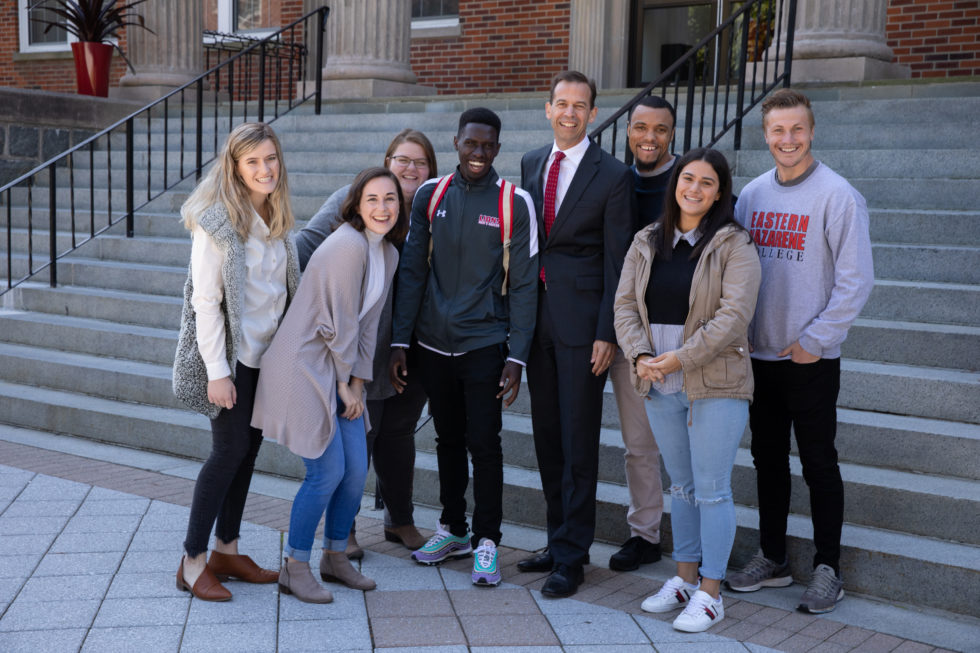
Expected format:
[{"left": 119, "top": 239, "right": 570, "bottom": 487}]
[
  {"left": 279, "top": 587, "right": 368, "bottom": 621},
  {"left": 777, "top": 632, "right": 825, "bottom": 652},
  {"left": 460, "top": 613, "right": 559, "bottom": 646},
  {"left": 0, "top": 554, "right": 41, "bottom": 579},
  {"left": 857, "top": 632, "right": 905, "bottom": 652},
  {"left": 376, "top": 647, "right": 467, "bottom": 653},
  {"left": 92, "top": 596, "right": 189, "bottom": 627},
  {"left": 17, "top": 476, "right": 89, "bottom": 501},
  {"left": 743, "top": 605, "right": 794, "bottom": 625},
  {"left": 118, "top": 549, "right": 184, "bottom": 574},
  {"left": 126, "top": 528, "right": 184, "bottom": 551},
  {"left": 798, "top": 617, "right": 847, "bottom": 640},
  {"left": 0, "top": 466, "right": 34, "bottom": 485},
  {"left": 744, "top": 644, "right": 787, "bottom": 652},
  {"left": 33, "top": 551, "right": 124, "bottom": 576},
  {"left": 0, "top": 597, "right": 100, "bottom": 631},
  {"left": 105, "top": 571, "right": 186, "bottom": 599},
  {"left": 825, "top": 625, "right": 875, "bottom": 648},
  {"left": 86, "top": 486, "right": 141, "bottom": 501},
  {"left": 372, "top": 562, "right": 448, "bottom": 591},
  {"left": 180, "top": 621, "right": 278, "bottom": 652},
  {"left": 3, "top": 499, "right": 83, "bottom": 517},
  {"left": 0, "top": 628, "right": 88, "bottom": 653},
  {"left": 806, "top": 642, "right": 851, "bottom": 653},
  {"left": 772, "top": 610, "right": 820, "bottom": 632},
  {"left": 17, "top": 573, "right": 112, "bottom": 602},
  {"left": 650, "top": 643, "right": 750, "bottom": 652},
  {"left": 449, "top": 587, "right": 539, "bottom": 615},
  {"left": 0, "top": 516, "right": 71, "bottom": 535},
  {"left": 81, "top": 625, "right": 183, "bottom": 653},
  {"left": 712, "top": 618, "right": 767, "bottom": 640},
  {"left": 51, "top": 531, "right": 132, "bottom": 553},
  {"left": 64, "top": 514, "right": 143, "bottom": 533},
  {"left": 367, "top": 589, "right": 454, "bottom": 617},
  {"left": 892, "top": 641, "right": 934, "bottom": 653},
  {"left": 548, "top": 612, "right": 651, "bottom": 646},
  {"left": 532, "top": 591, "right": 619, "bottom": 615},
  {"left": 277, "top": 617, "right": 373, "bottom": 651},
  {"left": 186, "top": 582, "right": 278, "bottom": 624},
  {"left": 745, "top": 626, "right": 795, "bottom": 648},
  {"left": 633, "top": 613, "right": 733, "bottom": 644},
  {"left": 76, "top": 497, "right": 151, "bottom": 516},
  {"left": 371, "top": 616, "right": 467, "bottom": 647},
  {"left": 0, "top": 533, "right": 55, "bottom": 555},
  {"left": 471, "top": 647, "right": 563, "bottom": 653}
]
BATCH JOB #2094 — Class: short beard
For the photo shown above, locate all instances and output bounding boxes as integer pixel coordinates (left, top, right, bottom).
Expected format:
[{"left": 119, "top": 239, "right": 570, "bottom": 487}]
[{"left": 635, "top": 157, "right": 658, "bottom": 173}]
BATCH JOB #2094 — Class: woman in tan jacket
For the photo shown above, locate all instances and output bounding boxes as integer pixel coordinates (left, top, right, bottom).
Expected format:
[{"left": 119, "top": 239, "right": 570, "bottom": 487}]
[
  {"left": 251, "top": 167, "right": 406, "bottom": 603},
  {"left": 614, "top": 148, "right": 760, "bottom": 633}
]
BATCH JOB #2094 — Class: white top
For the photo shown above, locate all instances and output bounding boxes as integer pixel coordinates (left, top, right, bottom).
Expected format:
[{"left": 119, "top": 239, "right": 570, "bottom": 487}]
[
  {"left": 191, "top": 209, "right": 288, "bottom": 379},
  {"left": 360, "top": 230, "right": 386, "bottom": 321},
  {"left": 544, "top": 136, "right": 591, "bottom": 214}
]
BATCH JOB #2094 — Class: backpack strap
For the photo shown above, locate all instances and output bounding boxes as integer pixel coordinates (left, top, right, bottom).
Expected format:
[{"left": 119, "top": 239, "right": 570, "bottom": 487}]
[
  {"left": 498, "top": 179, "right": 515, "bottom": 296},
  {"left": 426, "top": 174, "right": 454, "bottom": 266}
]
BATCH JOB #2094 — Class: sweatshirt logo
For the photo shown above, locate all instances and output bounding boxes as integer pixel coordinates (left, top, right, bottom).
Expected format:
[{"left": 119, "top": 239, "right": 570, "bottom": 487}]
[
  {"left": 436, "top": 209, "right": 447, "bottom": 218},
  {"left": 748, "top": 210, "right": 808, "bottom": 262},
  {"left": 478, "top": 214, "right": 500, "bottom": 228}
]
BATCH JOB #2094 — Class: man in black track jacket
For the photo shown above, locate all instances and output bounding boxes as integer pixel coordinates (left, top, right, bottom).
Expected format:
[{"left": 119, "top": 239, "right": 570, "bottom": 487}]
[{"left": 390, "top": 107, "right": 538, "bottom": 586}]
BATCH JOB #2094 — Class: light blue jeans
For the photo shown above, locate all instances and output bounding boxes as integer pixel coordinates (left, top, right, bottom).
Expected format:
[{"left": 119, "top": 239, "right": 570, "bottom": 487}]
[
  {"left": 285, "top": 410, "right": 368, "bottom": 561},
  {"left": 645, "top": 388, "right": 747, "bottom": 581}
]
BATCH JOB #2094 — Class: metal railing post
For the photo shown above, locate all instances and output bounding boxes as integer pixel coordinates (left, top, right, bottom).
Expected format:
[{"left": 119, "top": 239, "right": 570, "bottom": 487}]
[
  {"left": 196, "top": 79, "right": 204, "bottom": 182},
  {"left": 683, "top": 59, "right": 697, "bottom": 152},
  {"left": 784, "top": 0, "right": 798, "bottom": 88},
  {"left": 126, "top": 118, "right": 135, "bottom": 238},
  {"left": 48, "top": 165, "right": 57, "bottom": 288},
  {"left": 258, "top": 42, "right": 266, "bottom": 123},
  {"left": 734, "top": 6, "right": 752, "bottom": 151},
  {"left": 315, "top": 7, "right": 327, "bottom": 115}
]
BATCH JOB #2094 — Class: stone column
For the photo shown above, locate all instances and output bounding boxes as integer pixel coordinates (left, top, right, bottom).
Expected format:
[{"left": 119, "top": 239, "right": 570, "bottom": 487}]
[
  {"left": 320, "top": 0, "right": 434, "bottom": 98},
  {"left": 773, "top": 0, "right": 908, "bottom": 82},
  {"left": 568, "top": 0, "right": 630, "bottom": 89},
  {"left": 115, "top": 0, "right": 204, "bottom": 101}
]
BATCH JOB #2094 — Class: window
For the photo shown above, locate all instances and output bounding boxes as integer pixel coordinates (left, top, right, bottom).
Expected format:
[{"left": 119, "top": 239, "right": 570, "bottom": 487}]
[
  {"left": 18, "top": 0, "right": 75, "bottom": 53},
  {"left": 411, "top": 0, "right": 460, "bottom": 37},
  {"left": 214, "top": 0, "right": 278, "bottom": 37},
  {"left": 411, "top": 0, "right": 460, "bottom": 20}
]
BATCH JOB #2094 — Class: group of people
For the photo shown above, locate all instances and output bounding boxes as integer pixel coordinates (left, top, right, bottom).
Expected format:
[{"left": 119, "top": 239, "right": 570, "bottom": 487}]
[{"left": 171, "top": 71, "right": 873, "bottom": 635}]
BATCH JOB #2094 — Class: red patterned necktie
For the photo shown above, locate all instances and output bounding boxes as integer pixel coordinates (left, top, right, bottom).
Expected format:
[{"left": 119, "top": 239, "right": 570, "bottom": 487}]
[{"left": 540, "top": 151, "right": 565, "bottom": 283}]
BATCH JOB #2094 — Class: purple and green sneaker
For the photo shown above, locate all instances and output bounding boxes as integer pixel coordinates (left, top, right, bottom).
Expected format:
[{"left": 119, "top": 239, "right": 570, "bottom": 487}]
[
  {"left": 411, "top": 523, "right": 472, "bottom": 565},
  {"left": 472, "top": 538, "right": 501, "bottom": 586}
]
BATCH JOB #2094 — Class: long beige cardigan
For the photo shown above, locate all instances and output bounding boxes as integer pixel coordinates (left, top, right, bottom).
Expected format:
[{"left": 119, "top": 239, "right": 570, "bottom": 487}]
[{"left": 251, "top": 222, "right": 398, "bottom": 459}]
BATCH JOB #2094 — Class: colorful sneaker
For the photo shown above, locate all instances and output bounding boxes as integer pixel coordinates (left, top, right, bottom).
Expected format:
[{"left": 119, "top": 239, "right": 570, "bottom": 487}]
[
  {"left": 798, "top": 564, "right": 844, "bottom": 614},
  {"left": 672, "top": 590, "right": 725, "bottom": 633},
  {"left": 411, "top": 523, "right": 472, "bottom": 565},
  {"left": 640, "top": 575, "right": 699, "bottom": 613},
  {"left": 472, "top": 538, "right": 501, "bottom": 586},
  {"left": 725, "top": 549, "right": 793, "bottom": 592}
]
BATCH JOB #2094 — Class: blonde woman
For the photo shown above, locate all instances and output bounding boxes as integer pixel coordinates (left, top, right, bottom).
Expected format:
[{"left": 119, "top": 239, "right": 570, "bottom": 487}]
[{"left": 173, "top": 122, "right": 299, "bottom": 601}]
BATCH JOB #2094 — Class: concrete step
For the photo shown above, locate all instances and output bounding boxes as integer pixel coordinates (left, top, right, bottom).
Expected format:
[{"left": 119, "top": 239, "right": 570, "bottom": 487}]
[
  {"left": 844, "top": 318, "right": 980, "bottom": 371},
  {"left": 871, "top": 243, "right": 980, "bottom": 284},
  {"left": 869, "top": 209, "right": 980, "bottom": 247},
  {"left": 734, "top": 176, "right": 980, "bottom": 211},
  {"left": 0, "top": 310, "right": 176, "bottom": 365},
  {"left": 4, "top": 253, "right": 185, "bottom": 296},
  {"left": 5, "top": 229, "right": 190, "bottom": 268},
  {"left": 1, "top": 208, "right": 199, "bottom": 239},
  {"left": 416, "top": 415, "right": 980, "bottom": 545},
  {"left": 863, "top": 279, "right": 980, "bottom": 327},
  {"left": 736, "top": 121, "right": 980, "bottom": 150},
  {"left": 10, "top": 283, "right": 181, "bottom": 329},
  {"left": 737, "top": 149, "right": 980, "bottom": 180}
]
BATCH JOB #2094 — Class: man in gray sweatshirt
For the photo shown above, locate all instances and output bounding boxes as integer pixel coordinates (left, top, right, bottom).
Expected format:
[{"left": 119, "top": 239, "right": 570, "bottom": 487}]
[{"left": 727, "top": 89, "right": 874, "bottom": 615}]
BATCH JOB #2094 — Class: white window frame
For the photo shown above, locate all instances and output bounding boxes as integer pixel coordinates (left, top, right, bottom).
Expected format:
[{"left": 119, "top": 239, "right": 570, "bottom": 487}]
[
  {"left": 410, "top": 16, "right": 461, "bottom": 39},
  {"left": 18, "top": 0, "right": 77, "bottom": 53},
  {"left": 216, "top": 0, "right": 275, "bottom": 39}
]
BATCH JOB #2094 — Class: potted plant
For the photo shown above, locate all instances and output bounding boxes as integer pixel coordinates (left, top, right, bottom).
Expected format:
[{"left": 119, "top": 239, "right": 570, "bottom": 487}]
[{"left": 30, "top": 0, "right": 153, "bottom": 97}]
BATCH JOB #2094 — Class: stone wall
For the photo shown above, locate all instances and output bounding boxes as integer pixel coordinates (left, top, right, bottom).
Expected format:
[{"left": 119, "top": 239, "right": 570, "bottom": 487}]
[{"left": 886, "top": 0, "right": 980, "bottom": 78}]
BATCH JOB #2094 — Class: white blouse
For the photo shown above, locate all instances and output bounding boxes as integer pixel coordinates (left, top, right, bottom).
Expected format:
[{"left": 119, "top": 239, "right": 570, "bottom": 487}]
[{"left": 191, "top": 209, "right": 288, "bottom": 379}]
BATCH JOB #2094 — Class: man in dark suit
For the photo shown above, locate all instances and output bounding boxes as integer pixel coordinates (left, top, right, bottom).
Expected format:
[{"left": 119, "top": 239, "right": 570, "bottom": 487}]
[{"left": 518, "top": 71, "right": 636, "bottom": 597}]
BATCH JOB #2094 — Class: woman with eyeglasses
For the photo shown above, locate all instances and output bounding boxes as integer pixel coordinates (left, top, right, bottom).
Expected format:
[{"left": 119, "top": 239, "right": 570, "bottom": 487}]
[{"left": 294, "top": 130, "right": 438, "bottom": 560}]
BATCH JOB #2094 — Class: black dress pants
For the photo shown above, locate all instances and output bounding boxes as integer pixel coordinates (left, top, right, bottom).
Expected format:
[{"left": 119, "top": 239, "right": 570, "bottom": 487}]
[{"left": 184, "top": 362, "right": 264, "bottom": 557}]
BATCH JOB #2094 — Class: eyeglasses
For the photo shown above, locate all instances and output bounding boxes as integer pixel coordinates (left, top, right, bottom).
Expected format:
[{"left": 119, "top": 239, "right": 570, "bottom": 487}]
[{"left": 389, "top": 155, "right": 429, "bottom": 169}]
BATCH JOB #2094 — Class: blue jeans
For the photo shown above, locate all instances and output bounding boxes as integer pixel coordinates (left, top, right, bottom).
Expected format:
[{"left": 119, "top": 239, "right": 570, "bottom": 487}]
[
  {"left": 645, "top": 389, "right": 747, "bottom": 581},
  {"left": 285, "top": 409, "right": 368, "bottom": 561}
]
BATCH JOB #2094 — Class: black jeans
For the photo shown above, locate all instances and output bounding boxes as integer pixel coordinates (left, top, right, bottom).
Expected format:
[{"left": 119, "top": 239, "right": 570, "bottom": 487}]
[
  {"left": 749, "top": 357, "right": 843, "bottom": 572},
  {"left": 365, "top": 371, "right": 428, "bottom": 528},
  {"left": 183, "top": 362, "right": 264, "bottom": 557},
  {"left": 419, "top": 344, "right": 505, "bottom": 547}
]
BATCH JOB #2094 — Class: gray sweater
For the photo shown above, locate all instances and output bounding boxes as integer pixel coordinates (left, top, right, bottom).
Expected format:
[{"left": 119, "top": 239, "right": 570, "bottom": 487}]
[{"left": 734, "top": 162, "right": 874, "bottom": 361}]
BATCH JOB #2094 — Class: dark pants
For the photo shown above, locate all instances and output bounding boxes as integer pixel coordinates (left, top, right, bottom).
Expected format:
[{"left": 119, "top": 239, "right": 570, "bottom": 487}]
[
  {"left": 419, "top": 344, "right": 505, "bottom": 547},
  {"left": 749, "top": 357, "right": 843, "bottom": 573},
  {"left": 526, "top": 292, "right": 607, "bottom": 568},
  {"left": 365, "top": 372, "right": 428, "bottom": 528},
  {"left": 184, "top": 362, "right": 264, "bottom": 557}
]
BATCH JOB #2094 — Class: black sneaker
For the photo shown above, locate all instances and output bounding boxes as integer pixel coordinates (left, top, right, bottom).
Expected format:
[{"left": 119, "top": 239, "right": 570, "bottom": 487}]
[{"left": 609, "top": 536, "right": 661, "bottom": 571}]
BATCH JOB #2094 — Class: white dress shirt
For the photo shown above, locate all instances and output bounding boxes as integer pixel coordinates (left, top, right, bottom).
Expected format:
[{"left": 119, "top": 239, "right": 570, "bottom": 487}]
[
  {"left": 191, "top": 209, "right": 288, "bottom": 380},
  {"left": 543, "top": 136, "right": 591, "bottom": 215}
]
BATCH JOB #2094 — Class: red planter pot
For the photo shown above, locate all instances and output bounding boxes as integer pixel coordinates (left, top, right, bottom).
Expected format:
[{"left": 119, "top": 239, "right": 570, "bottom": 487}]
[{"left": 71, "top": 41, "right": 114, "bottom": 97}]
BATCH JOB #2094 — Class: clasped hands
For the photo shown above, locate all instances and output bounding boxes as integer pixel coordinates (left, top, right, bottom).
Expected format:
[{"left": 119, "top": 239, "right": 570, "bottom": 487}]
[{"left": 635, "top": 351, "right": 682, "bottom": 384}]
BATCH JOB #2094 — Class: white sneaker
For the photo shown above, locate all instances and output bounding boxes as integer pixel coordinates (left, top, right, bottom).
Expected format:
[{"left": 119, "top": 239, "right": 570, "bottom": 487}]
[
  {"left": 640, "top": 575, "right": 699, "bottom": 613},
  {"left": 672, "top": 590, "right": 725, "bottom": 632}
]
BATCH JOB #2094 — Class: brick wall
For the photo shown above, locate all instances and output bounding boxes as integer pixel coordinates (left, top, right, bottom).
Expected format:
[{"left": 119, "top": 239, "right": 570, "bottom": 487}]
[
  {"left": 887, "top": 0, "right": 980, "bottom": 78},
  {"left": 410, "top": 0, "right": 571, "bottom": 94}
]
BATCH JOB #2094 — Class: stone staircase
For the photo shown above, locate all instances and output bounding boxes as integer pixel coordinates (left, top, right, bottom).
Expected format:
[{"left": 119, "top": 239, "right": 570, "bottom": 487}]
[{"left": 1, "top": 84, "right": 977, "bottom": 618}]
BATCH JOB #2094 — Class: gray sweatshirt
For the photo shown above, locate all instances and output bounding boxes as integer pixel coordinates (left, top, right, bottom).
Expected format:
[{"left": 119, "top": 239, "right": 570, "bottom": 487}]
[{"left": 734, "top": 161, "right": 874, "bottom": 361}]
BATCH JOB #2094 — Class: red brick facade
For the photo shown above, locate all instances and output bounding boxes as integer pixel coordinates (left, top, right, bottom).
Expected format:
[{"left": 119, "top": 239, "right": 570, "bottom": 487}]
[
  {"left": 410, "top": 0, "right": 571, "bottom": 94},
  {"left": 886, "top": 0, "right": 980, "bottom": 78}
]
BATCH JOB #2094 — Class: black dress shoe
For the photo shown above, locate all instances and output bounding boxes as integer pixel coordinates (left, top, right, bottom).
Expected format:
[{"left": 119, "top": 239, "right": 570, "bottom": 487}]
[
  {"left": 518, "top": 550, "right": 554, "bottom": 573},
  {"left": 541, "top": 563, "right": 584, "bottom": 598},
  {"left": 609, "top": 536, "right": 662, "bottom": 571}
]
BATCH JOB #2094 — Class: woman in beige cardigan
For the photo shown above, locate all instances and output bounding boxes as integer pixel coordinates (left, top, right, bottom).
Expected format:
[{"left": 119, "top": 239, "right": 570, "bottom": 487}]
[
  {"left": 614, "top": 148, "right": 760, "bottom": 633},
  {"left": 251, "top": 167, "right": 407, "bottom": 603}
]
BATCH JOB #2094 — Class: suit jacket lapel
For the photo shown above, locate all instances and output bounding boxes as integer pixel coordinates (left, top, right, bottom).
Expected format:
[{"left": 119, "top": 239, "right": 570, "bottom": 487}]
[
  {"left": 530, "top": 147, "right": 549, "bottom": 243},
  {"left": 548, "top": 142, "right": 600, "bottom": 242}
]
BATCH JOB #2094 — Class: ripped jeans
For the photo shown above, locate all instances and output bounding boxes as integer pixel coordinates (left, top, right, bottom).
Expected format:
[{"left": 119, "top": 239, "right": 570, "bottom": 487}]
[{"left": 644, "top": 389, "right": 747, "bottom": 581}]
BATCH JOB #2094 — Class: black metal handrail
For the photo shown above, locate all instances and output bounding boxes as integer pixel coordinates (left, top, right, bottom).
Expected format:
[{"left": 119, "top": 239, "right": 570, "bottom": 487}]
[
  {"left": 591, "top": 0, "right": 796, "bottom": 160},
  {"left": 1, "top": 6, "right": 329, "bottom": 297}
]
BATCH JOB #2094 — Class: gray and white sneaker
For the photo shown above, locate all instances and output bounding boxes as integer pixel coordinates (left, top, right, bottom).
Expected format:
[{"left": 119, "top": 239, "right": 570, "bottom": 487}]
[
  {"left": 798, "top": 564, "right": 844, "bottom": 613},
  {"left": 726, "top": 549, "right": 793, "bottom": 592}
]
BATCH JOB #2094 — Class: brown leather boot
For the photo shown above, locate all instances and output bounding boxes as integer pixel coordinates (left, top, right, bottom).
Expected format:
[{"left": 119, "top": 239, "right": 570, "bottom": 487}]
[
  {"left": 278, "top": 558, "right": 333, "bottom": 604},
  {"left": 208, "top": 551, "right": 278, "bottom": 584},
  {"left": 384, "top": 524, "right": 426, "bottom": 550},
  {"left": 177, "top": 556, "right": 231, "bottom": 601},
  {"left": 320, "top": 550, "right": 376, "bottom": 590}
]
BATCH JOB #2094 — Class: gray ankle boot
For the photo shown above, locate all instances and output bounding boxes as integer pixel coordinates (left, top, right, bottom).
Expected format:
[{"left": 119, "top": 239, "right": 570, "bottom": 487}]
[
  {"left": 279, "top": 557, "right": 333, "bottom": 603},
  {"left": 320, "top": 550, "right": 376, "bottom": 590}
]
